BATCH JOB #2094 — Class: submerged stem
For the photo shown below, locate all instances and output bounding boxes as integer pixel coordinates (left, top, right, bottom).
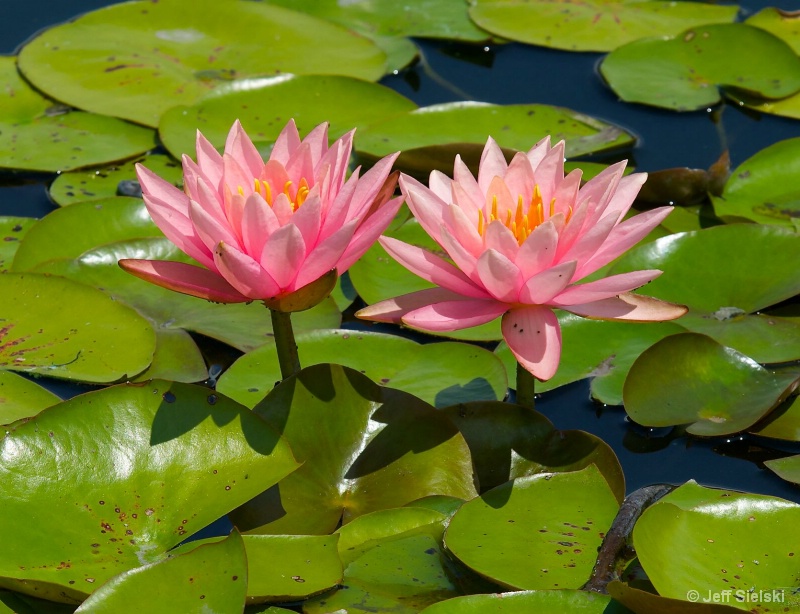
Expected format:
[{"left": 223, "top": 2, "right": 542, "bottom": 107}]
[
  {"left": 515, "top": 361, "right": 536, "bottom": 410},
  {"left": 270, "top": 308, "right": 301, "bottom": 380}
]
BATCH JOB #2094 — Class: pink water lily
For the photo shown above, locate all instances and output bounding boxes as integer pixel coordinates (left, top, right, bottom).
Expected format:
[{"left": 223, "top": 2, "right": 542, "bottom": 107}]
[
  {"left": 357, "top": 136, "right": 687, "bottom": 380},
  {"left": 120, "top": 119, "right": 401, "bottom": 308}
]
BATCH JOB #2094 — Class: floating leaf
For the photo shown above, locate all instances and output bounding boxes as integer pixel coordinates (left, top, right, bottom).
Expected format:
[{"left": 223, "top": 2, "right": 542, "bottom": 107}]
[
  {"left": 600, "top": 24, "right": 800, "bottom": 111},
  {"left": 0, "top": 381, "right": 298, "bottom": 602},
  {"left": 444, "top": 465, "right": 619, "bottom": 590},
  {"left": 170, "top": 534, "right": 342, "bottom": 603},
  {"left": 35, "top": 238, "right": 341, "bottom": 355},
  {"left": 10, "top": 198, "right": 159, "bottom": 272},
  {"left": 609, "top": 224, "right": 800, "bottom": 363},
  {"left": 0, "top": 217, "right": 35, "bottom": 271},
  {"left": 231, "top": 364, "right": 477, "bottom": 535},
  {"left": 633, "top": 481, "right": 800, "bottom": 610},
  {"left": 74, "top": 531, "right": 247, "bottom": 613},
  {"left": 495, "top": 313, "right": 683, "bottom": 405},
  {"left": 468, "top": 0, "right": 737, "bottom": 52},
  {"left": 764, "top": 454, "right": 800, "bottom": 485},
  {"left": 356, "top": 101, "right": 634, "bottom": 178},
  {"left": 17, "top": 0, "right": 387, "bottom": 127},
  {"left": 749, "top": 393, "right": 800, "bottom": 442},
  {"left": 608, "top": 580, "right": 742, "bottom": 613},
  {"left": 624, "top": 333, "right": 800, "bottom": 437},
  {"left": 0, "top": 371, "right": 60, "bottom": 425},
  {"left": 442, "top": 401, "right": 625, "bottom": 500},
  {"left": 159, "top": 74, "right": 417, "bottom": 160},
  {"left": 49, "top": 155, "right": 183, "bottom": 207},
  {"left": 0, "top": 56, "right": 156, "bottom": 172},
  {"left": 712, "top": 137, "right": 800, "bottom": 226},
  {"left": 746, "top": 7, "right": 800, "bottom": 54},
  {"left": 419, "top": 590, "right": 624, "bottom": 613},
  {"left": 0, "top": 273, "right": 155, "bottom": 383},
  {"left": 217, "top": 329, "right": 507, "bottom": 409}
]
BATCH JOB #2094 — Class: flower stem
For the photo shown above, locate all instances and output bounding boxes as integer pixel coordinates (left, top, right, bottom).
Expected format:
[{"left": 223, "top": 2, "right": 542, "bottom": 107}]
[
  {"left": 270, "top": 308, "right": 301, "bottom": 380},
  {"left": 515, "top": 361, "right": 536, "bottom": 410}
]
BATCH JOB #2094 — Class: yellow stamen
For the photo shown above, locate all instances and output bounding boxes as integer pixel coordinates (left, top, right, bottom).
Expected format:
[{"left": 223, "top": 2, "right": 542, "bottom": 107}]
[
  {"left": 549, "top": 198, "right": 556, "bottom": 218},
  {"left": 237, "top": 185, "right": 244, "bottom": 196},
  {"left": 490, "top": 196, "right": 498, "bottom": 222},
  {"left": 477, "top": 211, "right": 484, "bottom": 235}
]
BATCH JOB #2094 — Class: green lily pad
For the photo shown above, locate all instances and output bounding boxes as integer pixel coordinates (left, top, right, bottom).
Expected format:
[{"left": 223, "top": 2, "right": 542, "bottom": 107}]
[
  {"left": 633, "top": 481, "right": 800, "bottom": 610},
  {"left": 419, "top": 590, "right": 625, "bottom": 613},
  {"left": 350, "top": 214, "right": 502, "bottom": 341},
  {"left": 0, "top": 371, "right": 61, "bottom": 425},
  {"left": 170, "top": 534, "right": 342, "bottom": 603},
  {"left": 73, "top": 531, "right": 247, "bottom": 613},
  {"left": 624, "top": 333, "right": 800, "bottom": 437},
  {"left": 159, "top": 74, "right": 417, "bottom": 160},
  {"left": 749, "top": 392, "right": 800, "bottom": 442},
  {"left": 217, "top": 329, "right": 507, "bottom": 409},
  {"left": 230, "top": 363, "right": 477, "bottom": 535},
  {"left": 10, "top": 198, "right": 159, "bottom": 272},
  {"left": 608, "top": 580, "right": 743, "bottom": 613},
  {"left": 609, "top": 224, "right": 800, "bottom": 363},
  {"left": 495, "top": 313, "right": 684, "bottom": 405},
  {"left": 266, "top": 0, "right": 490, "bottom": 41},
  {"left": 0, "top": 591, "right": 76, "bottom": 614},
  {"left": 0, "top": 217, "right": 35, "bottom": 271},
  {"left": 764, "top": 454, "right": 800, "bottom": 485},
  {"left": 468, "top": 0, "right": 737, "bottom": 52},
  {"left": 355, "top": 101, "right": 634, "bottom": 178},
  {"left": 442, "top": 401, "right": 625, "bottom": 499},
  {"left": 17, "top": 0, "right": 387, "bottom": 127},
  {"left": 444, "top": 465, "right": 619, "bottom": 590},
  {"left": 600, "top": 24, "right": 800, "bottom": 111},
  {"left": 747, "top": 8, "right": 800, "bottom": 55},
  {"left": 0, "top": 381, "right": 298, "bottom": 603},
  {"left": 0, "top": 56, "right": 156, "bottom": 172},
  {"left": 0, "top": 273, "right": 155, "bottom": 383},
  {"left": 49, "top": 155, "right": 183, "bottom": 207},
  {"left": 304, "top": 506, "right": 459, "bottom": 613},
  {"left": 712, "top": 137, "right": 800, "bottom": 226}
]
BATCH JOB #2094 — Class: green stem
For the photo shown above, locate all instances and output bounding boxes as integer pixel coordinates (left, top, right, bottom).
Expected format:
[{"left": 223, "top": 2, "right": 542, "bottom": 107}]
[
  {"left": 270, "top": 308, "right": 301, "bottom": 380},
  {"left": 515, "top": 361, "right": 536, "bottom": 410}
]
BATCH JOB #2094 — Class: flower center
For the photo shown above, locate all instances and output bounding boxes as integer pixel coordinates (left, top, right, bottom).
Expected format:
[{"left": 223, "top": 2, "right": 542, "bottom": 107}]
[
  {"left": 478, "top": 185, "right": 554, "bottom": 245},
  {"left": 243, "top": 177, "right": 310, "bottom": 212}
]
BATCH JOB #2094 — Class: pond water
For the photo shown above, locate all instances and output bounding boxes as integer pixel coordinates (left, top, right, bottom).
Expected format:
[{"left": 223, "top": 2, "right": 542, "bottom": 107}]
[{"left": 2, "top": 0, "right": 799, "bottom": 505}]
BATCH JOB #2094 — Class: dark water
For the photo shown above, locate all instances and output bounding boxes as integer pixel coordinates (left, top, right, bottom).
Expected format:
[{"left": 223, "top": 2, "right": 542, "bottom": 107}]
[{"left": 2, "top": 0, "right": 800, "bottom": 503}]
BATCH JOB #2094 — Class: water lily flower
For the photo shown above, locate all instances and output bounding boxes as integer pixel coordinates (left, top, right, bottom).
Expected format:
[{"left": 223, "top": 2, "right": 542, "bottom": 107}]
[
  {"left": 120, "top": 119, "right": 401, "bottom": 310},
  {"left": 357, "top": 136, "right": 687, "bottom": 382}
]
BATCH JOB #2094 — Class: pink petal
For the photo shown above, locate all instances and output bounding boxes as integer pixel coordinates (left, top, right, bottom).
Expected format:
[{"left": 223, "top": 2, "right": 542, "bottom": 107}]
[
  {"left": 503, "top": 152, "right": 536, "bottom": 204},
  {"left": 575, "top": 206, "right": 673, "bottom": 279},
  {"left": 525, "top": 135, "right": 551, "bottom": 170},
  {"left": 224, "top": 120, "right": 264, "bottom": 179},
  {"left": 550, "top": 169, "right": 582, "bottom": 221},
  {"left": 600, "top": 172, "right": 648, "bottom": 224},
  {"left": 520, "top": 260, "right": 577, "bottom": 305},
  {"left": 181, "top": 155, "right": 203, "bottom": 202},
  {"left": 285, "top": 141, "right": 315, "bottom": 186},
  {"left": 552, "top": 270, "right": 663, "bottom": 306},
  {"left": 478, "top": 137, "right": 508, "bottom": 194},
  {"left": 502, "top": 306, "right": 562, "bottom": 381},
  {"left": 260, "top": 160, "right": 291, "bottom": 202},
  {"left": 452, "top": 155, "right": 483, "bottom": 210},
  {"left": 195, "top": 130, "right": 223, "bottom": 191},
  {"left": 429, "top": 170, "right": 453, "bottom": 203},
  {"left": 260, "top": 223, "right": 307, "bottom": 289},
  {"left": 301, "top": 122, "right": 329, "bottom": 169},
  {"left": 271, "top": 119, "right": 301, "bottom": 164},
  {"left": 451, "top": 180, "right": 482, "bottom": 219},
  {"left": 576, "top": 161, "right": 626, "bottom": 223},
  {"left": 443, "top": 203, "right": 484, "bottom": 257},
  {"left": 189, "top": 199, "right": 241, "bottom": 253},
  {"left": 140, "top": 193, "right": 213, "bottom": 269},
  {"left": 516, "top": 219, "right": 558, "bottom": 279},
  {"left": 294, "top": 218, "right": 359, "bottom": 287},
  {"left": 381, "top": 236, "right": 488, "bottom": 298},
  {"left": 484, "top": 176, "right": 515, "bottom": 221},
  {"left": 483, "top": 220, "right": 519, "bottom": 262},
  {"left": 241, "top": 192, "right": 280, "bottom": 257},
  {"left": 336, "top": 193, "right": 405, "bottom": 273},
  {"left": 338, "top": 152, "right": 399, "bottom": 226},
  {"left": 476, "top": 249, "right": 523, "bottom": 302},
  {"left": 403, "top": 299, "right": 508, "bottom": 332},
  {"left": 119, "top": 259, "right": 248, "bottom": 303},
  {"left": 557, "top": 210, "right": 619, "bottom": 278},
  {"left": 271, "top": 193, "right": 295, "bottom": 225},
  {"left": 136, "top": 164, "right": 188, "bottom": 213},
  {"left": 222, "top": 153, "right": 253, "bottom": 204},
  {"left": 214, "top": 242, "right": 281, "bottom": 299},
  {"left": 438, "top": 225, "right": 481, "bottom": 283},
  {"left": 289, "top": 190, "right": 322, "bottom": 249},
  {"left": 532, "top": 140, "right": 565, "bottom": 206},
  {"left": 356, "top": 287, "right": 481, "bottom": 323},
  {"left": 400, "top": 175, "right": 447, "bottom": 245},
  {"left": 194, "top": 173, "right": 229, "bottom": 228},
  {"left": 319, "top": 167, "right": 360, "bottom": 239},
  {"left": 565, "top": 293, "right": 688, "bottom": 322}
]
